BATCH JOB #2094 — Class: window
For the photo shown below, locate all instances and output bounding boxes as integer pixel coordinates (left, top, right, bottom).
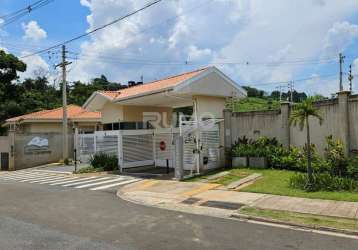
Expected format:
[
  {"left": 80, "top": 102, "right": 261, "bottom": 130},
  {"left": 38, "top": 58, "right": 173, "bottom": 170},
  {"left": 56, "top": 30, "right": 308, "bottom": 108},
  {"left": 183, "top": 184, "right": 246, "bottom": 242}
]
[{"left": 103, "top": 122, "right": 152, "bottom": 130}]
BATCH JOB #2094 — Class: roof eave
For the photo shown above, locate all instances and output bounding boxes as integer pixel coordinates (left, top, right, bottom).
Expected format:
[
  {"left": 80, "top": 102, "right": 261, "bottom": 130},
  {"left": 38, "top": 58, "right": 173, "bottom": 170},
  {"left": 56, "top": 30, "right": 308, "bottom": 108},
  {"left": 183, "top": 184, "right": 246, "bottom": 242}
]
[
  {"left": 82, "top": 91, "right": 114, "bottom": 109},
  {"left": 174, "top": 66, "right": 247, "bottom": 97},
  {"left": 113, "top": 87, "right": 175, "bottom": 103}
]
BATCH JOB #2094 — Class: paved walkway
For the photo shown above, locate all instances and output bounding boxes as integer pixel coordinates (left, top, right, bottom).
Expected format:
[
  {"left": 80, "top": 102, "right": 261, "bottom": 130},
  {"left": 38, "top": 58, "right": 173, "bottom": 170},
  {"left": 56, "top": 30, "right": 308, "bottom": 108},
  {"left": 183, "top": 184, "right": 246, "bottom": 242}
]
[{"left": 118, "top": 179, "right": 358, "bottom": 219}]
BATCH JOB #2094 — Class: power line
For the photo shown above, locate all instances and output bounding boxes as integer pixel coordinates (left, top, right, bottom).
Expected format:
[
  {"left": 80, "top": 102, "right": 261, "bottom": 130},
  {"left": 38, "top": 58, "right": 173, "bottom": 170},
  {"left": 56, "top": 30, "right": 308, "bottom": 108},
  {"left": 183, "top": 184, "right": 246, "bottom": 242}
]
[
  {"left": 20, "top": 0, "right": 163, "bottom": 59},
  {"left": 244, "top": 73, "right": 338, "bottom": 87},
  {"left": 0, "top": 0, "right": 54, "bottom": 27},
  {"left": 66, "top": 51, "right": 338, "bottom": 67}
]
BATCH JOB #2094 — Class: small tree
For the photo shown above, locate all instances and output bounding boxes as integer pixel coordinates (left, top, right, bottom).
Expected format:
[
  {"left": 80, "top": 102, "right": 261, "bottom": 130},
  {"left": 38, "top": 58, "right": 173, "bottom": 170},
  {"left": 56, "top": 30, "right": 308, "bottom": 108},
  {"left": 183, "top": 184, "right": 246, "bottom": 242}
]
[{"left": 289, "top": 97, "right": 323, "bottom": 189}]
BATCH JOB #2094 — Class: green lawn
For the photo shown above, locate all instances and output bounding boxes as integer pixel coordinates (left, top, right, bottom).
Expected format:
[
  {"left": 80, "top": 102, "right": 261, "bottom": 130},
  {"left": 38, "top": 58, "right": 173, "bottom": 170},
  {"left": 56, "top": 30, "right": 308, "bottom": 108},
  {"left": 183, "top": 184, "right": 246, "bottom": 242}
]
[
  {"left": 230, "top": 97, "right": 280, "bottom": 112},
  {"left": 194, "top": 168, "right": 358, "bottom": 202},
  {"left": 238, "top": 168, "right": 358, "bottom": 202},
  {"left": 240, "top": 206, "right": 358, "bottom": 232}
]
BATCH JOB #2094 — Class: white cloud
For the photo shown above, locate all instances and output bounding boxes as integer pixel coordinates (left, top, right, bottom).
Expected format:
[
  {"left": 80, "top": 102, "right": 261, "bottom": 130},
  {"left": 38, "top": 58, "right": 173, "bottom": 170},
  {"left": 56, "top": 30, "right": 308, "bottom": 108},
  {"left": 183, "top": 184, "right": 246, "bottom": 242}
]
[
  {"left": 69, "top": 0, "right": 358, "bottom": 98},
  {"left": 353, "top": 58, "right": 358, "bottom": 72},
  {"left": 187, "top": 45, "right": 212, "bottom": 61},
  {"left": 19, "top": 51, "right": 50, "bottom": 79},
  {"left": 322, "top": 21, "right": 358, "bottom": 56},
  {"left": 216, "top": 1, "right": 358, "bottom": 85},
  {"left": 22, "top": 21, "right": 47, "bottom": 42}
]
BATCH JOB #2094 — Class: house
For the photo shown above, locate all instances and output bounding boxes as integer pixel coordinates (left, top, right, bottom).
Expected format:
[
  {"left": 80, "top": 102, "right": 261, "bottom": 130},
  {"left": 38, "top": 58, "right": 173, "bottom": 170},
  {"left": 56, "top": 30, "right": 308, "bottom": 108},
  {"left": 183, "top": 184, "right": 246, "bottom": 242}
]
[
  {"left": 3, "top": 105, "right": 101, "bottom": 134},
  {"left": 83, "top": 66, "right": 246, "bottom": 129}
]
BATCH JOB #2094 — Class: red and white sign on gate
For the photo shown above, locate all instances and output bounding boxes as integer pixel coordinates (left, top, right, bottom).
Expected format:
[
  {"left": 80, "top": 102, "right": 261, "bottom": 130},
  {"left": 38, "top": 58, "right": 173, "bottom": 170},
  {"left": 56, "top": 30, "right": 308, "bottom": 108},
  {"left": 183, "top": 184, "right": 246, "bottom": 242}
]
[{"left": 159, "top": 141, "right": 166, "bottom": 151}]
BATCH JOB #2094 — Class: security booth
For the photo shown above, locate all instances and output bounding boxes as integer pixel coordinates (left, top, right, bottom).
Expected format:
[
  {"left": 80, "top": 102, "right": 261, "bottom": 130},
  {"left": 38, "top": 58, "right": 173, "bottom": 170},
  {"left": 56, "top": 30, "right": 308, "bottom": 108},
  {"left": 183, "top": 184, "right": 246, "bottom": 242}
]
[{"left": 79, "top": 66, "right": 246, "bottom": 176}]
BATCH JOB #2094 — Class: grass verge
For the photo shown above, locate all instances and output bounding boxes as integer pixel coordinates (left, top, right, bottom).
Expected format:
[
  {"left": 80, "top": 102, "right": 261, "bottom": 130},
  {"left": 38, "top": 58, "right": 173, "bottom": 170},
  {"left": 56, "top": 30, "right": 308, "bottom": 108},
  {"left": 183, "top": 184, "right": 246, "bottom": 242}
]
[
  {"left": 238, "top": 168, "right": 358, "bottom": 202},
  {"left": 189, "top": 168, "right": 358, "bottom": 202},
  {"left": 239, "top": 206, "right": 358, "bottom": 232}
]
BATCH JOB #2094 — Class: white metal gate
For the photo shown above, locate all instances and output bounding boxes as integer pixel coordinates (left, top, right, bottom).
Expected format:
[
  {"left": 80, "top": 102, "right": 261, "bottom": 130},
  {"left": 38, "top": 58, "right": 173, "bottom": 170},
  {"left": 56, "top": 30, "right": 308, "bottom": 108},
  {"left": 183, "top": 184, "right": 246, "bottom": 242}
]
[
  {"left": 180, "top": 117, "right": 222, "bottom": 172},
  {"left": 121, "top": 130, "right": 154, "bottom": 168},
  {"left": 78, "top": 134, "right": 95, "bottom": 163},
  {"left": 76, "top": 124, "right": 220, "bottom": 173}
]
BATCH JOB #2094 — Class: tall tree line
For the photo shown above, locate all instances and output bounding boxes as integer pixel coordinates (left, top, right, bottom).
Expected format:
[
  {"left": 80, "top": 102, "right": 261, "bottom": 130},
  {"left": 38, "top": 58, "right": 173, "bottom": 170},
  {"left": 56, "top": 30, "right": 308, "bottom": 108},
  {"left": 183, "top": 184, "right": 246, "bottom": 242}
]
[{"left": 0, "top": 50, "right": 125, "bottom": 135}]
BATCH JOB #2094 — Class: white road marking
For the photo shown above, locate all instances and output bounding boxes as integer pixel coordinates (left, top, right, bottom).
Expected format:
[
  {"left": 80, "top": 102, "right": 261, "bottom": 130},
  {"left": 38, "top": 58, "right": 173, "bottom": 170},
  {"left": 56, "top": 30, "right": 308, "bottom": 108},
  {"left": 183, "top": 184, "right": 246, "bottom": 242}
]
[
  {"left": 37, "top": 177, "right": 74, "bottom": 184},
  {"left": 19, "top": 175, "right": 67, "bottom": 183},
  {"left": 50, "top": 176, "right": 97, "bottom": 186},
  {"left": 75, "top": 178, "right": 126, "bottom": 189},
  {"left": 0, "top": 171, "right": 141, "bottom": 191},
  {"left": 0, "top": 173, "right": 55, "bottom": 181},
  {"left": 90, "top": 179, "right": 139, "bottom": 191},
  {"left": 62, "top": 177, "right": 111, "bottom": 187},
  {"left": 0, "top": 172, "right": 57, "bottom": 179}
]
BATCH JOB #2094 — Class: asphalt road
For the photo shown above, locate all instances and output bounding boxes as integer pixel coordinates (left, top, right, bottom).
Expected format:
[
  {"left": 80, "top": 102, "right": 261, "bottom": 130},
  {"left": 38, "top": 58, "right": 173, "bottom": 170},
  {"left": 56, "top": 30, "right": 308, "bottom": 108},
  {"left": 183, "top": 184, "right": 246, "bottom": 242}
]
[{"left": 0, "top": 180, "right": 357, "bottom": 250}]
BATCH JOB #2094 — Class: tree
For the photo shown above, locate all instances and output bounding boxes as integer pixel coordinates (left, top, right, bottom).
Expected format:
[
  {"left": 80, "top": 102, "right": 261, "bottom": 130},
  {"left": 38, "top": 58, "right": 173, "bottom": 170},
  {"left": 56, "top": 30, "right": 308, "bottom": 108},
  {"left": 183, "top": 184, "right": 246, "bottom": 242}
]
[
  {"left": 0, "top": 50, "right": 26, "bottom": 84},
  {"left": 242, "top": 86, "right": 266, "bottom": 98},
  {"left": 289, "top": 97, "right": 323, "bottom": 189},
  {"left": 0, "top": 50, "right": 27, "bottom": 134}
]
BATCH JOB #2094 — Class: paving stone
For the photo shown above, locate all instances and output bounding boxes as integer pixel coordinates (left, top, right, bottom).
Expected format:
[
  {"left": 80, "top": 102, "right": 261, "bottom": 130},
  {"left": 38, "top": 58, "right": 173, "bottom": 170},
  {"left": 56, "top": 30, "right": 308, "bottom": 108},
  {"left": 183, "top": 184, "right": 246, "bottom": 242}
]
[
  {"left": 206, "top": 171, "right": 230, "bottom": 180},
  {"left": 227, "top": 173, "right": 262, "bottom": 189}
]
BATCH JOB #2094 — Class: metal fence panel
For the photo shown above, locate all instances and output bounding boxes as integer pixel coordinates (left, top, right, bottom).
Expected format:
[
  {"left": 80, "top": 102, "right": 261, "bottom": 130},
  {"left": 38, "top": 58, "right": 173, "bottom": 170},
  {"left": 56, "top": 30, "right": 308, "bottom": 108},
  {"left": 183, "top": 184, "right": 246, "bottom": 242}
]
[{"left": 122, "top": 133, "right": 154, "bottom": 168}]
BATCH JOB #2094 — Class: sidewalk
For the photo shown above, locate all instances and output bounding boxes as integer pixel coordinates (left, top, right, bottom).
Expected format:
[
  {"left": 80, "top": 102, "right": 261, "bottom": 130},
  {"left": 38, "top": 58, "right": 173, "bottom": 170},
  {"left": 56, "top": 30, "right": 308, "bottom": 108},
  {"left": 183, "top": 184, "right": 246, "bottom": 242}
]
[{"left": 118, "top": 179, "right": 358, "bottom": 220}]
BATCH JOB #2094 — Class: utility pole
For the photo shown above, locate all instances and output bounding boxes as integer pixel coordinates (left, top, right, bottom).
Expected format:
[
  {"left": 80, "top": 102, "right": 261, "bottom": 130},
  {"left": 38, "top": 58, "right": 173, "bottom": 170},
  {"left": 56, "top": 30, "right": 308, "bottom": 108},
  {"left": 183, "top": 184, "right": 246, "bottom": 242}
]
[
  {"left": 348, "top": 64, "right": 354, "bottom": 92},
  {"left": 56, "top": 45, "right": 72, "bottom": 162},
  {"left": 339, "top": 53, "right": 345, "bottom": 91}
]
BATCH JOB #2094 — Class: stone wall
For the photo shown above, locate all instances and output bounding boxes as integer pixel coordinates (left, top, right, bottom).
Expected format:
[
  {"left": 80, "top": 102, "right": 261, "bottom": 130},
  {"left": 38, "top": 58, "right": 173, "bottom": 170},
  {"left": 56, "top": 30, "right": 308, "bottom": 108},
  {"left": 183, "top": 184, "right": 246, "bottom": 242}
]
[
  {"left": 225, "top": 91, "right": 356, "bottom": 156},
  {"left": 11, "top": 132, "right": 74, "bottom": 170}
]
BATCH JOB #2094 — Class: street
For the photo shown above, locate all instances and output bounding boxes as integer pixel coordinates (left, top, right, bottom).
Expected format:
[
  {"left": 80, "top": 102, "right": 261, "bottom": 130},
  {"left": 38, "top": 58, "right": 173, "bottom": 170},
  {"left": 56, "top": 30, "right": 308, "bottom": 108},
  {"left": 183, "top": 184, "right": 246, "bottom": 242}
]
[{"left": 0, "top": 180, "right": 357, "bottom": 250}]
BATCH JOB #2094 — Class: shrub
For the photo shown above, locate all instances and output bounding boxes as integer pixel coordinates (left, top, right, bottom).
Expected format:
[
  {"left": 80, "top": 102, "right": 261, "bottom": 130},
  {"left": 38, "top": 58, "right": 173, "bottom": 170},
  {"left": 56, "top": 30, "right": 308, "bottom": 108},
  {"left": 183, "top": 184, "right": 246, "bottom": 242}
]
[
  {"left": 324, "top": 135, "right": 348, "bottom": 177},
  {"left": 270, "top": 146, "right": 303, "bottom": 171},
  {"left": 290, "top": 173, "right": 358, "bottom": 192},
  {"left": 347, "top": 157, "right": 358, "bottom": 180},
  {"left": 232, "top": 136, "right": 279, "bottom": 158},
  {"left": 90, "top": 153, "right": 118, "bottom": 171}
]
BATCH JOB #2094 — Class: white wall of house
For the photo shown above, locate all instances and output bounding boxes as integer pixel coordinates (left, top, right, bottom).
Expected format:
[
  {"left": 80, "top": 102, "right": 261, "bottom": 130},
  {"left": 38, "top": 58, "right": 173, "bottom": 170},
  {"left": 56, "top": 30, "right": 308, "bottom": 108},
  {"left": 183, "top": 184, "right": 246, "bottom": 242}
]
[
  {"left": 101, "top": 102, "right": 124, "bottom": 124},
  {"left": 194, "top": 95, "right": 226, "bottom": 119}
]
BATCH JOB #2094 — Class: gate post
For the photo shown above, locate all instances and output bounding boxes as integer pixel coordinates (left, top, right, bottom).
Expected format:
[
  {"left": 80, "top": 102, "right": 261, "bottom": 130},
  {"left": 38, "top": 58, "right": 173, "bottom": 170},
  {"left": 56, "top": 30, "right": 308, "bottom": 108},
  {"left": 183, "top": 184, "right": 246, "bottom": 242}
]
[
  {"left": 223, "top": 109, "right": 232, "bottom": 168},
  {"left": 117, "top": 131, "right": 123, "bottom": 173},
  {"left": 174, "top": 136, "right": 184, "bottom": 180},
  {"left": 8, "top": 130, "right": 15, "bottom": 171}
]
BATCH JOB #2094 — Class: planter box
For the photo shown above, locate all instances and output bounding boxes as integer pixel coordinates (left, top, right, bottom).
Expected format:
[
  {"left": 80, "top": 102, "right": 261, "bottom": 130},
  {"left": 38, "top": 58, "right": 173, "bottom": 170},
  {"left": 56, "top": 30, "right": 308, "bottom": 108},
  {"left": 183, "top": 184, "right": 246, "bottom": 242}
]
[
  {"left": 248, "top": 157, "right": 268, "bottom": 168},
  {"left": 232, "top": 157, "right": 248, "bottom": 167}
]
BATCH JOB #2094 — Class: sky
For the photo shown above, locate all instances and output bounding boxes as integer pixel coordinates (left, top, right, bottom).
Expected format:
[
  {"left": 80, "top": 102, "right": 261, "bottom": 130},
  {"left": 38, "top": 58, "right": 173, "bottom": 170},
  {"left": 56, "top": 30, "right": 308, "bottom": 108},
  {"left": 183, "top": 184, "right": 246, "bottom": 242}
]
[{"left": 1, "top": 0, "right": 358, "bottom": 97}]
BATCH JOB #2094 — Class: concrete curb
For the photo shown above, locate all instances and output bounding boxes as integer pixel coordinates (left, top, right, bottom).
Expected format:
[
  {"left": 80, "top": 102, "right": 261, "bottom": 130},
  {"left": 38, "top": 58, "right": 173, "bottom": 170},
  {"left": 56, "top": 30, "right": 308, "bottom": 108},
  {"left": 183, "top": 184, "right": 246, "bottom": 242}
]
[
  {"left": 116, "top": 185, "right": 234, "bottom": 219},
  {"left": 116, "top": 182, "right": 358, "bottom": 238},
  {"left": 230, "top": 212, "right": 358, "bottom": 237}
]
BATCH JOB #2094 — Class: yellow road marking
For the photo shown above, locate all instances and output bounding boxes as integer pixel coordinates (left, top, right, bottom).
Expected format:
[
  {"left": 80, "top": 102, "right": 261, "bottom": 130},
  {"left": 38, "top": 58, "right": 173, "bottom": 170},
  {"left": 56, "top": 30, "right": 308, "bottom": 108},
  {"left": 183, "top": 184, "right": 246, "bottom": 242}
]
[
  {"left": 181, "top": 183, "right": 221, "bottom": 197},
  {"left": 136, "top": 180, "right": 160, "bottom": 189}
]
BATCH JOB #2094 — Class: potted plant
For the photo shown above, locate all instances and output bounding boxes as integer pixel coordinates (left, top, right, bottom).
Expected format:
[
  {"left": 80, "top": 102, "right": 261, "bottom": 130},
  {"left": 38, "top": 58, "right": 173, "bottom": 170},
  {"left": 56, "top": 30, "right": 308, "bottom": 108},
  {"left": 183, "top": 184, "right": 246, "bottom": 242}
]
[
  {"left": 231, "top": 144, "right": 249, "bottom": 167},
  {"left": 248, "top": 147, "right": 268, "bottom": 168}
]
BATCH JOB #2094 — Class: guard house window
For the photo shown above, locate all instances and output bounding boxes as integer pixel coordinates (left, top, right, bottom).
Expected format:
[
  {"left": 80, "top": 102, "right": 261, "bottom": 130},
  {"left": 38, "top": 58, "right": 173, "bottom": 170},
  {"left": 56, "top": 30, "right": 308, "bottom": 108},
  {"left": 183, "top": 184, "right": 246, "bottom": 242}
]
[
  {"left": 103, "top": 123, "right": 119, "bottom": 130},
  {"left": 103, "top": 122, "right": 152, "bottom": 130}
]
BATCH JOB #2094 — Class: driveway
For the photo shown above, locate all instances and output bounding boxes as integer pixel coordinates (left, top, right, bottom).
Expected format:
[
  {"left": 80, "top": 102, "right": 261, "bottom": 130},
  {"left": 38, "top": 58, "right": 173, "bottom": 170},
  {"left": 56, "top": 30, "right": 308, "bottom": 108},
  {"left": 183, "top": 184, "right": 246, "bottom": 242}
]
[{"left": 0, "top": 180, "right": 357, "bottom": 249}]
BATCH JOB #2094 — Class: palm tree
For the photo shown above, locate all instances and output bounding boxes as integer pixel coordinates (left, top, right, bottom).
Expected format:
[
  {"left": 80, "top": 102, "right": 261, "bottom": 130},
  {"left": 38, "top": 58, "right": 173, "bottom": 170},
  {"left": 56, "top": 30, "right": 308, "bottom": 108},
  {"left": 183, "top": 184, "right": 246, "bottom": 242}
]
[{"left": 289, "top": 97, "right": 323, "bottom": 188}]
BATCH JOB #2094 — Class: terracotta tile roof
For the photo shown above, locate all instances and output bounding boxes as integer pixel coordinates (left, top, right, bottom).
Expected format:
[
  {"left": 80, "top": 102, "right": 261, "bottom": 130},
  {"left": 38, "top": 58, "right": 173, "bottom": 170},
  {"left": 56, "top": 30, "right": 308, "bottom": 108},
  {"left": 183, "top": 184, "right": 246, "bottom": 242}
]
[
  {"left": 99, "top": 67, "right": 208, "bottom": 101},
  {"left": 6, "top": 105, "right": 101, "bottom": 123}
]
